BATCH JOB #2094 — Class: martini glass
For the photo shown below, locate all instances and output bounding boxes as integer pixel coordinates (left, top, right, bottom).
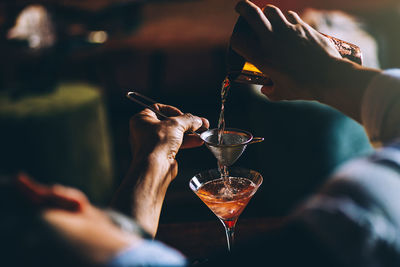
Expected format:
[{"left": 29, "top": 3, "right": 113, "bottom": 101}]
[{"left": 189, "top": 167, "right": 263, "bottom": 252}]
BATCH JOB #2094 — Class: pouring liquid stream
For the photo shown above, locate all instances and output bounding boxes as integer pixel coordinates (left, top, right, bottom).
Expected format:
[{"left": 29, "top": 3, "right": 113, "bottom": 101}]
[
  {"left": 218, "top": 76, "right": 232, "bottom": 191},
  {"left": 218, "top": 76, "right": 230, "bottom": 145}
]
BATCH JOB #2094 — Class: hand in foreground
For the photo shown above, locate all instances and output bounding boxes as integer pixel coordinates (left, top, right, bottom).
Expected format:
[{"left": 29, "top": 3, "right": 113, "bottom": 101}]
[
  {"left": 15, "top": 173, "right": 139, "bottom": 265},
  {"left": 231, "top": 1, "right": 343, "bottom": 101},
  {"left": 113, "top": 104, "right": 209, "bottom": 236}
]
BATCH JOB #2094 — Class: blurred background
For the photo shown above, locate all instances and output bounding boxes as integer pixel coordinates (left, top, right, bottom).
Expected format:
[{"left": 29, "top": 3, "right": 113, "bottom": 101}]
[{"left": 1, "top": 0, "right": 399, "bottom": 225}]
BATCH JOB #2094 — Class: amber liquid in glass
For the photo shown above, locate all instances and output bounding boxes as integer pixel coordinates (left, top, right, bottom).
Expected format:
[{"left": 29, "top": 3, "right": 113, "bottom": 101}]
[{"left": 196, "top": 177, "right": 257, "bottom": 226}]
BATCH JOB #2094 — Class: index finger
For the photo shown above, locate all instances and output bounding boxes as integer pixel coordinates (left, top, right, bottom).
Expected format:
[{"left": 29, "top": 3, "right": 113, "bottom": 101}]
[
  {"left": 153, "top": 103, "right": 183, "bottom": 117},
  {"left": 263, "top": 5, "right": 291, "bottom": 29},
  {"left": 235, "top": 0, "right": 272, "bottom": 37},
  {"left": 16, "top": 173, "right": 82, "bottom": 211}
]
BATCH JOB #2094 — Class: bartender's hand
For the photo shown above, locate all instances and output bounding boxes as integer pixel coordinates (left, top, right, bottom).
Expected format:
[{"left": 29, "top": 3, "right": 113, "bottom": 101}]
[
  {"left": 231, "top": 0, "right": 380, "bottom": 122},
  {"left": 129, "top": 103, "right": 209, "bottom": 167},
  {"left": 112, "top": 104, "right": 209, "bottom": 236},
  {"left": 231, "top": 0, "right": 342, "bottom": 101}
]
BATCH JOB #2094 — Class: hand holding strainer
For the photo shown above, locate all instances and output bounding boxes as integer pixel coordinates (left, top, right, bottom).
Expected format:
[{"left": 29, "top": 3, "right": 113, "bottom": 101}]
[{"left": 126, "top": 91, "right": 263, "bottom": 166}]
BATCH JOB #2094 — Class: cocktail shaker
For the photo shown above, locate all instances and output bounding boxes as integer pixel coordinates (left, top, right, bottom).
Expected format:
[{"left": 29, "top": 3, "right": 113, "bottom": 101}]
[{"left": 227, "top": 18, "right": 363, "bottom": 86}]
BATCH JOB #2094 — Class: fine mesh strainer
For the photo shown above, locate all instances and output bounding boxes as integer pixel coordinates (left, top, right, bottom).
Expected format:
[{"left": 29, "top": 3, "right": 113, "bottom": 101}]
[{"left": 200, "top": 128, "right": 264, "bottom": 166}]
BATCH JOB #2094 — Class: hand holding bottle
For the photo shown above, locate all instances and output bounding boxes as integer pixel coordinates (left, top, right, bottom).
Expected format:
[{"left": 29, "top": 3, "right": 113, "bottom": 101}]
[
  {"left": 231, "top": 1, "right": 347, "bottom": 100},
  {"left": 231, "top": 0, "right": 380, "bottom": 122}
]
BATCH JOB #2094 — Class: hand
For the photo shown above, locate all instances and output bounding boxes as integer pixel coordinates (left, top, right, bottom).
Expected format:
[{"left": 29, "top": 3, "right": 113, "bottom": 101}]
[
  {"left": 113, "top": 104, "right": 209, "bottom": 236},
  {"left": 231, "top": 1, "right": 381, "bottom": 122},
  {"left": 129, "top": 103, "right": 209, "bottom": 175},
  {"left": 15, "top": 173, "right": 139, "bottom": 265},
  {"left": 231, "top": 1, "right": 343, "bottom": 101}
]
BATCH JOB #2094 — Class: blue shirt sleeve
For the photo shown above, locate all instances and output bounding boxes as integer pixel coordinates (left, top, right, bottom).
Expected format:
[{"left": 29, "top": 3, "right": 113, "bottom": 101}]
[
  {"left": 107, "top": 239, "right": 187, "bottom": 267},
  {"left": 291, "top": 144, "right": 400, "bottom": 266}
]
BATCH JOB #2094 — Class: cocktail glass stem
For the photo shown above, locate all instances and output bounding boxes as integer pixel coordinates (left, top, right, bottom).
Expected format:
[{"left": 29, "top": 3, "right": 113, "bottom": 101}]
[{"left": 221, "top": 219, "right": 237, "bottom": 252}]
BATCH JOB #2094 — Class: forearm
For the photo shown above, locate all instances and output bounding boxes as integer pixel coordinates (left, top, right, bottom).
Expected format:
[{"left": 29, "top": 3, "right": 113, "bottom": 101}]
[
  {"left": 360, "top": 69, "right": 400, "bottom": 143},
  {"left": 313, "top": 60, "right": 400, "bottom": 144},
  {"left": 130, "top": 156, "right": 172, "bottom": 238},
  {"left": 111, "top": 153, "right": 172, "bottom": 237},
  {"left": 313, "top": 58, "right": 381, "bottom": 124}
]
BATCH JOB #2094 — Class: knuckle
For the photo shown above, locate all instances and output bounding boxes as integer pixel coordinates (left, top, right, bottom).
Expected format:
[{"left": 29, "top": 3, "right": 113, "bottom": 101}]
[
  {"left": 155, "top": 131, "right": 165, "bottom": 142},
  {"left": 284, "top": 24, "right": 295, "bottom": 32},
  {"left": 167, "top": 117, "right": 180, "bottom": 127},
  {"left": 184, "top": 113, "right": 195, "bottom": 120},
  {"left": 185, "top": 113, "right": 201, "bottom": 127},
  {"left": 245, "top": 3, "right": 263, "bottom": 18},
  {"left": 264, "top": 4, "right": 279, "bottom": 14},
  {"left": 288, "top": 10, "right": 298, "bottom": 18},
  {"left": 245, "top": 2, "right": 259, "bottom": 12}
]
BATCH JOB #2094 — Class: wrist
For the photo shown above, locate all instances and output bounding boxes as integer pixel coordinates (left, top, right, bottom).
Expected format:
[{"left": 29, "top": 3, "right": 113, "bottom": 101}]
[
  {"left": 130, "top": 149, "right": 173, "bottom": 180},
  {"left": 312, "top": 58, "right": 381, "bottom": 122},
  {"left": 111, "top": 151, "right": 172, "bottom": 213},
  {"left": 130, "top": 157, "right": 171, "bottom": 237},
  {"left": 135, "top": 151, "right": 172, "bottom": 188}
]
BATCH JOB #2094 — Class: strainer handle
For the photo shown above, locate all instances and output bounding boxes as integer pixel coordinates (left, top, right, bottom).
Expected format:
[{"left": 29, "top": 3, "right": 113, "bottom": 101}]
[{"left": 249, "top": 137, "right": 264, "bottom": 144}]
